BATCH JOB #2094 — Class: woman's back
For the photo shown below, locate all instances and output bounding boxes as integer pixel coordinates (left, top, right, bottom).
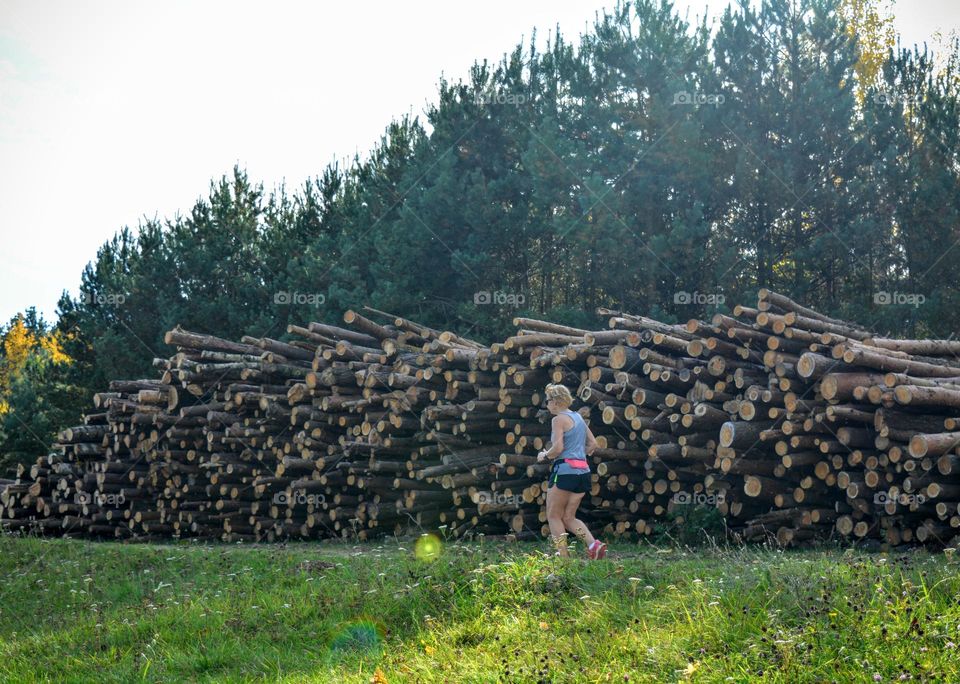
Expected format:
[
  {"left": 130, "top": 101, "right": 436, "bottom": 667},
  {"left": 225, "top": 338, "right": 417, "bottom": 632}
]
[{"left": 555, "top": 409, "right": 589, "bottom": 474}]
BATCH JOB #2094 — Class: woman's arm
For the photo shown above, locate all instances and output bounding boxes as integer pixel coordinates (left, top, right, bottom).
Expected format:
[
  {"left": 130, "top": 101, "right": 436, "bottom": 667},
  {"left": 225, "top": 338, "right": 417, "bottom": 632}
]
[
  {"left": 536, "top": 416, "right": 567, "bottom": 462},
  {"left": 584, "top": 425, "right": 598, "bottom": 456}
]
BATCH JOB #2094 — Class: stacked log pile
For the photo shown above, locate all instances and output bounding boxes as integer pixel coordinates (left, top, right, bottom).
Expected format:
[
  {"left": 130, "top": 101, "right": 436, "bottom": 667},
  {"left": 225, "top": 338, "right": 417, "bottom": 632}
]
[
  {"left": 711, "top": 290, "right": 960, "bottom": 547},
  {"left": 3, "top": 290, "right": 960, "bottom": 548}
]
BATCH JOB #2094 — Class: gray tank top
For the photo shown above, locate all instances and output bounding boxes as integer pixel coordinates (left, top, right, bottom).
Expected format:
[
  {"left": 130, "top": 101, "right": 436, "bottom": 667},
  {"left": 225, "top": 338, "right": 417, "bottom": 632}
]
[{"left": 553, "top": 409, "right": 590, "bottom": 475}]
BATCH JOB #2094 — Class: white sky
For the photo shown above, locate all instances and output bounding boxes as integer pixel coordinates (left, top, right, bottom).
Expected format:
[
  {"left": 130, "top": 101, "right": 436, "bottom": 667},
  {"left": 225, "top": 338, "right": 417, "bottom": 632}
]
[{"left": 1, "top": 0, "right": 957, "bottom": 324}]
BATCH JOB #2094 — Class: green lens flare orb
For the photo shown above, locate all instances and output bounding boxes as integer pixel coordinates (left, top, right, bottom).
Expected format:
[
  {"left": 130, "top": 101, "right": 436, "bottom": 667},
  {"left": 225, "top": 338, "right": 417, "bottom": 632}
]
[{"left": 414, "top": 533, "right": 442, "bottom": 561}]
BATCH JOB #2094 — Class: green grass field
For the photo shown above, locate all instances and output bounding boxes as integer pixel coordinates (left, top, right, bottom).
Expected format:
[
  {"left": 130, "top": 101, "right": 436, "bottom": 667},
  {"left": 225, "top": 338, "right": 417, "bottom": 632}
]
[{"left": 0, "top": 534, "right": 958, "bottom": 683}]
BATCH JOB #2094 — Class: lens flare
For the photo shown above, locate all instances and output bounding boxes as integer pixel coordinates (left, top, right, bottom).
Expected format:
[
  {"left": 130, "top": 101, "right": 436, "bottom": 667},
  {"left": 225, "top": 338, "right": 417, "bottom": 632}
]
[
  {"left": 414, "top": 532, "right": 442, "bottom": 562},
  {"left": 329, "top": 618, "right": 384, "bottom": 654}
]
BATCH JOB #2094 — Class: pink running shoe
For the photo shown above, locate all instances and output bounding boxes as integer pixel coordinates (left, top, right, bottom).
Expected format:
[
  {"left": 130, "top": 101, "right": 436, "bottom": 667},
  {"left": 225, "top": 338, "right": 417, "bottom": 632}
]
[{"left": 587, "top": 540, "right": 607, "bottom": 559}]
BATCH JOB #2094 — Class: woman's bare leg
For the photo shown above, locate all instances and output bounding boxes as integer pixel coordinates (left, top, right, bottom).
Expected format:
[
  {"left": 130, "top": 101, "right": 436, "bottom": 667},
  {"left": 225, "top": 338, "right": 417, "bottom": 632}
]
[
  {"left": 561, "top": 492, "right": 596, "bottom": 549},
  {"left": 546, "top": 485, "right": 571, "bottom": 556}
]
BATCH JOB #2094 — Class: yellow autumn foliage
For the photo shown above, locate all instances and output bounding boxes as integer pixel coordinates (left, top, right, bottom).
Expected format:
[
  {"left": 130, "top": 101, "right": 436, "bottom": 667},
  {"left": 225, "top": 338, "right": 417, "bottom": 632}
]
[
  {"left": 2, "top": 316, "right": 35, "bottom": 373},
  {"left": 0, "top": 314, "right": 73, "bottom": 415},
  {"left": 840, "top": 0, "right": 896, "bottom": 105},
  {"left": 39, "top": 330, "right": 71, "bottom": 365}
]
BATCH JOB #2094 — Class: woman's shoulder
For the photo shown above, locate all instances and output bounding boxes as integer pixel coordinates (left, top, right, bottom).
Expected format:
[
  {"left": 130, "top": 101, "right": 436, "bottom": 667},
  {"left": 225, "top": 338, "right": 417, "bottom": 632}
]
[{"left": 552, "top": 412, "right": 575, "bottom": 429}]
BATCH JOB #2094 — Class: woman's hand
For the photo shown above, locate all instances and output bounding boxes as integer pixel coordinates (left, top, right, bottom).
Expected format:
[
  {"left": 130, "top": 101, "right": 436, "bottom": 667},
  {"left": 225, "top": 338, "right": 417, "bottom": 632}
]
[{"left": 537, "top": 450, "right": 549, "bottom": 463}]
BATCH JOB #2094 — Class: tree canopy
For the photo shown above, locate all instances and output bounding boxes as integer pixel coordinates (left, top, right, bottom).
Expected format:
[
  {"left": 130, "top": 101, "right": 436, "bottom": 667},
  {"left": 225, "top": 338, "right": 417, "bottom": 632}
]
[{"left": 2, "top": 0, "right": 959, "bottom": 472}]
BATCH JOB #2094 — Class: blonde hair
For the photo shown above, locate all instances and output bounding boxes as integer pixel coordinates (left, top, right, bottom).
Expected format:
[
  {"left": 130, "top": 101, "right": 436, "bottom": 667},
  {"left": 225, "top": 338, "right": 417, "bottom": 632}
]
[{"left": 545, "top": 383, "right": 574, "bottom": 408}]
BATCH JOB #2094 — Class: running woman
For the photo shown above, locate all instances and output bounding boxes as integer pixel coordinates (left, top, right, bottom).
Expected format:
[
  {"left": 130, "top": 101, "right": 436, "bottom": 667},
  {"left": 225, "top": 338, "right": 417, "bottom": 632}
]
[{"left": 537, "top": 383, "right": 607, "bottom": 559}]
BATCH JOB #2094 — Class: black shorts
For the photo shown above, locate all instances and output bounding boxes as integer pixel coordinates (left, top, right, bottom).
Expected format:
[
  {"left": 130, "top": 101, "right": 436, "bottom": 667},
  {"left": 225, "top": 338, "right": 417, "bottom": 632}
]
[{"left": 548, "top": 469, "right": 591, "bottom": 494}]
